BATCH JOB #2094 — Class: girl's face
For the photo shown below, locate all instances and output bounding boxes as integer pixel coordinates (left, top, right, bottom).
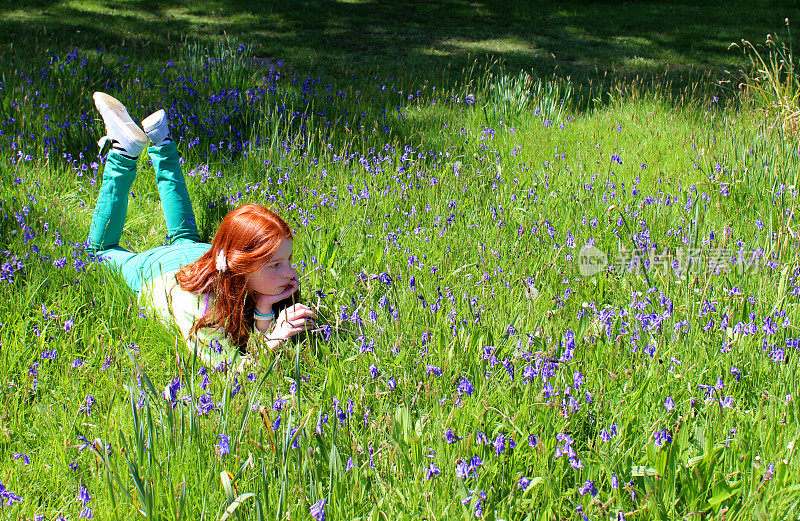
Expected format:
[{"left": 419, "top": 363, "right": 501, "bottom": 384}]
[{"left": 246, "top": 238, "right": 298, "bottom": 296}]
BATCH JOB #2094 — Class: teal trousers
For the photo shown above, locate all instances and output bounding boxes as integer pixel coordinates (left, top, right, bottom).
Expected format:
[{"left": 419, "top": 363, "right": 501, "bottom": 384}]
[{"left": 88, "top": 142, "right": 210, "bottom": 292}]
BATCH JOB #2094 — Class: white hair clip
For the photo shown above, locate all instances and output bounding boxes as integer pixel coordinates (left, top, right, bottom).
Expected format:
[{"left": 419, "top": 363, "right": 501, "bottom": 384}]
[{"left": 215, "top": 250, "right": 227, "bottom": 273}]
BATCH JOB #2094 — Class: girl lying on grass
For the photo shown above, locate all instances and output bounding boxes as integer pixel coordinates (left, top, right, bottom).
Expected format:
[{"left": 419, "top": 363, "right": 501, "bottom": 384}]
[{"left": 88, "top": 92, "right": 316, "bottom": 368}]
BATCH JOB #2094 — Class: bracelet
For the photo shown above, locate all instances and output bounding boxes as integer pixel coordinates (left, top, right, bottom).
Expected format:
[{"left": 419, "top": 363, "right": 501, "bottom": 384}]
[{"left": 253, "top": 309, "right": 275, "bottom": 320}]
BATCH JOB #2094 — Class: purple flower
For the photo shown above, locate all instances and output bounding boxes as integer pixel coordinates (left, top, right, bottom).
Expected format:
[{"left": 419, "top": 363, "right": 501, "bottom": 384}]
[
  {"left": 424, "top": 462, "right": 440, "bottom": 480},
  {"left": 573, "top": 370, "right": 584, "bottom": 389},
  {"left": 493, "top": 433, "right": 506, "bottom": 456},
  {"left": 195, "top": 392, "right": 216, "bottom": 415},
  {"left": 457, "top": 376, "right": 474, "bottom": 396},
  {"left": 664, "top": 396, "right": 675, "bottom": 411},
  {"left": 425, "top": 364, "right": 442, "bottom": 376},
  {"left": 310, "top": 498, "right": 326, "bottom": 521},
  {"left": 517, "top": 477, "right": 531, "bottom": 491},
  {"left": 13, "top": 453, "right": 30, "bottom": 465},
  {"left": 216, "top": 434, "right": 231, "bottom": 456},
  {"left": 162, "top": 376, "right": 181, "bottom": 406},
  {"left": 764, "top": 462, "right": 775, "bottom": 481},
  {"left": 0, "top": 477, "right": 23, "bottom": 506},
  {"left": 579, "top": 479, "right": 598, "bottom": 497},
  {"left": 445, "top": 428, "right": 460, "bottom": 444},
  {"left": 78, "top": 395, "right": 95, "bottom": 416},
  {"left": 78, "top": 486, "right": 91, "bottom": 506},
  {"left": 653, "top": 429, "right": 672, "bottom": 447},
  {"left": 600, "top": 424, "right": 618, "bottom": 442},
  {"left": 76, "top": 435, "right": 91, "bottom": 451}
]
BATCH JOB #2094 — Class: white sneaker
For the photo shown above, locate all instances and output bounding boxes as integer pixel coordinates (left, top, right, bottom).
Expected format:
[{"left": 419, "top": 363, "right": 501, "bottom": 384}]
[
  {"left": 93, "top": 92, "right": 147, "bottom": 157},
  {"left": 142, "top": 109, "right": 172, "bottom": 147}
]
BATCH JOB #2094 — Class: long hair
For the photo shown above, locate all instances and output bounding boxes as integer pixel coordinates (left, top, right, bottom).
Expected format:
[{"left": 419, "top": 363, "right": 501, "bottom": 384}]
[{"left": 176, "top": 203, "right": 297, "bottom": 349}]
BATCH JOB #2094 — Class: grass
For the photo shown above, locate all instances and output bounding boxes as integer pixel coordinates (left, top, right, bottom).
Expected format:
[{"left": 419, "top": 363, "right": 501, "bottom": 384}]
[
  {"left": 3, "top": 0, "right": 800, "bottom": 96},
  {"left": 2, "top": 3, "right": 800, "bottom": 520}
]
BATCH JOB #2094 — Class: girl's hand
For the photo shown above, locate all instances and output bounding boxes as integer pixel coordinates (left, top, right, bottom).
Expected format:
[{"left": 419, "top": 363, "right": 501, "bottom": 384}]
[
  {"left": 253, "top": 277, "right": 299, "bottom": 313},
  {"left": 266, "top": 304, "right": 317, "bottom": 346}
]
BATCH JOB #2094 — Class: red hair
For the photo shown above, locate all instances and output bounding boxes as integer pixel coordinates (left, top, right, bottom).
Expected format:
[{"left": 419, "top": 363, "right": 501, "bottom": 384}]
[{"left": 176, "top": 203, "right": 297, "bottom": 349}]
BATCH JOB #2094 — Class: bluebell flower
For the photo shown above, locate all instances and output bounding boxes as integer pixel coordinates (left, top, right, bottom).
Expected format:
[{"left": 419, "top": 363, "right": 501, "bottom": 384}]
[
  {"left": 309, "top": 499, "right": 326, "bottom": 521},
  {"left": 216, "top": 434, "right": 231, "bottom": 456},
  {"left": 653, "top": 429, "right": 672, "bottom": 447},
  {"left": 579, "top": 479, "right": 597, "bottom": 497},
  {"left": 457, "top": 377, "right": 474, "bottom": 396},
  {"left": 13, "top": 453, "right": 30, "bottom": 465},
  {"left": 764, "top": 462, "right": 775, "bottom": 481},
  {"left": 444, "top": 428, "right": 460, "bottom": 444},
  {"left": 0, "top": 477, "right": 23, "bottom": 506},
  {"left": 195, "top": 392, "right": 216, "bottom": 415},
  {"left": 424, "top": 462, "right": 440, "bottom": 480},
  {"left": 78, "top": 486, "right": 91, "bottom": 506},
  {"left": 78, "top": 395, "right": 95, "bottom": 416},
  {"left": 493, "top": 433, "right": 506, "bottom": 456}
]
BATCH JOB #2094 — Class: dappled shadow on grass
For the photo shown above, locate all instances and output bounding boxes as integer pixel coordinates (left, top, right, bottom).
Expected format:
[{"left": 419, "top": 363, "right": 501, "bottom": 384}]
[{"left": 2, "top": 0, "right": 800, "bottom": 92}]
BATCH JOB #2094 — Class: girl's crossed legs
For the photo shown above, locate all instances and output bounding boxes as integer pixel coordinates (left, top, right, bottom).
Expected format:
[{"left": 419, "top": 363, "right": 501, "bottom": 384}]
[{"left": 88, "top": 140, "right": 209, "bottom": 292}]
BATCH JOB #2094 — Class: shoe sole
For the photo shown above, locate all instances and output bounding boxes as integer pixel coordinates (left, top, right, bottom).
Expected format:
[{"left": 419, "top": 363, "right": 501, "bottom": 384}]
[
  {"left": 93, "top": 92, "right": 147, "bottom": 150},
  {"left": 141, "top": 109, "right": 166, "bottom": 134}
]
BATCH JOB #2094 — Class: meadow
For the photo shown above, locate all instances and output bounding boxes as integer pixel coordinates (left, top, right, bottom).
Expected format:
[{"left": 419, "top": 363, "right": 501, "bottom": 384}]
[{"left": 2, "top": 2, "right": 800, "bottom": 520}]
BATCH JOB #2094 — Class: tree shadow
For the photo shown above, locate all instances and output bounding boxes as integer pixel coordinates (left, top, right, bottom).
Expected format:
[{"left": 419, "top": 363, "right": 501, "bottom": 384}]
[{"left": 2, "top": 0, "right": 798, "bottom": 92}]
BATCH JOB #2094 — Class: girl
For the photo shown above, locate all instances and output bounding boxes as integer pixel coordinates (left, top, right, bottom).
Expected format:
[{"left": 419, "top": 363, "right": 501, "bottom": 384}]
[{"left": 89, "top": 92, "right": 316, "bottom": 368}]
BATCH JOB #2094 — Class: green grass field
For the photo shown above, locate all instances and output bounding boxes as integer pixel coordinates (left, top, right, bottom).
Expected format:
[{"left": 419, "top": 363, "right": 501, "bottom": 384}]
[{"left": 2, "top": 2, "right": 800, "bottom": 520}]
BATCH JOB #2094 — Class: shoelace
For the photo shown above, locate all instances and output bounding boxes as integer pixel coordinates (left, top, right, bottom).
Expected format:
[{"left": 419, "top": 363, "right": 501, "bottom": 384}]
[
  {"left": 97, "top": 136, "right": 112, "bottom": 157},
  {"left": 97, "top": 136, "right": 137, "bottom": 160}
]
